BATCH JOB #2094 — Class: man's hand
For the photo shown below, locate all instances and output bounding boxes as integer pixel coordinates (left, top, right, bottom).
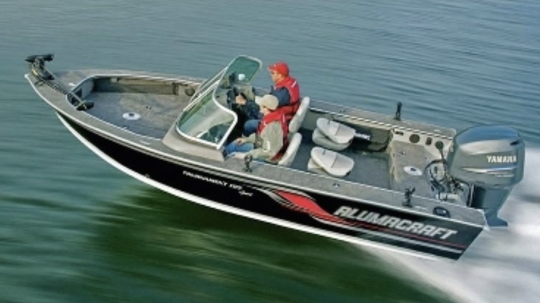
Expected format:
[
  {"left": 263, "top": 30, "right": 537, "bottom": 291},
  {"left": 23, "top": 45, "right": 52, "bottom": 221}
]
[
  {"left": 235, "top": 138, "right": 246, "bottom": 145},
  {"left": 235, "top": 95, "right": 246, "bottom": 105}
]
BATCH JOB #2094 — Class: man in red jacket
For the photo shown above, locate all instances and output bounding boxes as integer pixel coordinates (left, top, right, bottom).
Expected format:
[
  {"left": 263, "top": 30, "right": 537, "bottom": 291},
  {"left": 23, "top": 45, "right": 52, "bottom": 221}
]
[
  {"left": 235, "top": 61, "right": 301, "bottom": 136},
  {"left": 225, "top": 94, "right": 288, "bottom": 163}
]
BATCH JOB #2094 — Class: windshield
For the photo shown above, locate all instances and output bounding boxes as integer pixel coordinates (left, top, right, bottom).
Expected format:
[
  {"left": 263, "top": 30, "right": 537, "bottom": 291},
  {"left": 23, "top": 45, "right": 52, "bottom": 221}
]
[
  {"left": 192, "top": 69, "right": 225, "bottom": 100},
  {"left": 176, "top": 56, "right": 262, "bottom": 149},
  {"left": 217, "top": 55, "right": 261, "bottom": 89}
]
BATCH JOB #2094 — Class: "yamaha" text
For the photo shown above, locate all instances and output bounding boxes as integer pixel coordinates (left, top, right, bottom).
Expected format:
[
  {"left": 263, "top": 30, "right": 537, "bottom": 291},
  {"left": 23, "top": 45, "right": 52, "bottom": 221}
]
[{"left": 487, "top": 155, "right": 517, "bottom": 163}]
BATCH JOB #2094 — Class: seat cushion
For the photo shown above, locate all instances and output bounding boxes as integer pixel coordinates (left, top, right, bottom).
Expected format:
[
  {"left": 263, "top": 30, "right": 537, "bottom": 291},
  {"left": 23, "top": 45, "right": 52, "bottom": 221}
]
[
  {"left": 310, "top": 147, "right": 354, "bottom": 177},
  {"left": 312, "top": 128, "right": 350, "bottom": 151},
  {"left": 316, "top": 118, "right": 356, "bottom": 144},
  {"left": 307, "top": 158, "right": 327, "bottom": 176}
]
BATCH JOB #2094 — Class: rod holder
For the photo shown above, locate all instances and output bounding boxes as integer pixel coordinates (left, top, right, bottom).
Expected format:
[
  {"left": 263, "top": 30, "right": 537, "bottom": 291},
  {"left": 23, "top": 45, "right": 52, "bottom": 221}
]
[
  {"left": 243, "top": 154, "right": 253, "bottom": 173},
  {"left": 394, "top": 102, "right": 402, "bottom": 121},
  {"left": 403, "top": 186, "right": 415, "bottom": 207}
]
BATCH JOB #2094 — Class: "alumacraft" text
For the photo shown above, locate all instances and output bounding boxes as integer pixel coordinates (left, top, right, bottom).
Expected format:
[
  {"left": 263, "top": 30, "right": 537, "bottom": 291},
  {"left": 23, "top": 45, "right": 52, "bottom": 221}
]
[{"left": 333, "top": 206, "right": 458, "bottom": 240}]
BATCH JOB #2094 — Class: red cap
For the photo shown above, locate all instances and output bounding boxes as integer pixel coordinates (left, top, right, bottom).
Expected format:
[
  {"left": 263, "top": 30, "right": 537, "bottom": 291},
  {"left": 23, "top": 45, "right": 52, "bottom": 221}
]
[{"left": 267, "top": 61, "right": 289, "bottom": 76}]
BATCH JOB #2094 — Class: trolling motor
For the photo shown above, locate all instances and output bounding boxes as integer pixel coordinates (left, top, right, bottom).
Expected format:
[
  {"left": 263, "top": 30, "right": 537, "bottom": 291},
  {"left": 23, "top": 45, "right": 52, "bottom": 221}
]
[
  {"left": 26, "top": 54, "right": 54, "bottom": 81},
  {"left": 25, "top": 53, "right": 94, "bottom": 111}
]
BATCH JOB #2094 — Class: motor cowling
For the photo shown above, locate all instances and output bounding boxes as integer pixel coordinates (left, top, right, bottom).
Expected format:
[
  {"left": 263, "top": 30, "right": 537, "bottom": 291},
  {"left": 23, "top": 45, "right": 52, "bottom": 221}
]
[{"left": 446, "top": 125, "right": 525, "bottom": 226}]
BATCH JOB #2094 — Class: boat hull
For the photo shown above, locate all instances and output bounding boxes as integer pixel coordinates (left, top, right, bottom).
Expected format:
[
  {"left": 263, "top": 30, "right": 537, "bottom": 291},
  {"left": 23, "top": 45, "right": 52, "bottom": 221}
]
[{"left": 57, "top": 112, "right": 483, "bottom": 261}]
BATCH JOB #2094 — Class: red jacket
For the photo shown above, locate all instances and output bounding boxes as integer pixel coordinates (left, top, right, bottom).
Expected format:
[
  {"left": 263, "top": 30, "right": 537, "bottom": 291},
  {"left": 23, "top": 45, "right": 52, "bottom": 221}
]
[
  {"left": 257, "top": 110, "right": 289, "bottom": 161},
  {"left": 274, "top": 76, "right": 300, "bottom": 121}
]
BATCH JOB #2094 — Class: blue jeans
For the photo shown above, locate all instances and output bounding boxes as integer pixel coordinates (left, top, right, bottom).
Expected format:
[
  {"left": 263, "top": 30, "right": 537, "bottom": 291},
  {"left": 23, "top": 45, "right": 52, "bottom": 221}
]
[
  {"left": 243, "top": 119, "right": 260, "bottom": 136},
  {"left": 225, "top": 141, "right": 254, "bottom": 157}
]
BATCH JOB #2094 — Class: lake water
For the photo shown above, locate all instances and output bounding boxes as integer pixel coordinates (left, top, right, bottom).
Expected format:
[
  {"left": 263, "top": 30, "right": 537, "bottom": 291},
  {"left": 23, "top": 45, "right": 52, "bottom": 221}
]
[{"left": 1, "top": 1, "right": 539, "bottom": 302}]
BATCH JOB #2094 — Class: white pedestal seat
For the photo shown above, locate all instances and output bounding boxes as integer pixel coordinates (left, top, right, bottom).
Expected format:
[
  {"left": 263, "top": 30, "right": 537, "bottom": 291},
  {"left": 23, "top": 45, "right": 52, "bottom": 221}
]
[
  {"left": 312, "top": 118, "right": 355, "bottom": 151},
  {"left": 307, "top": 147, "right": 354, "bottom": 177}
]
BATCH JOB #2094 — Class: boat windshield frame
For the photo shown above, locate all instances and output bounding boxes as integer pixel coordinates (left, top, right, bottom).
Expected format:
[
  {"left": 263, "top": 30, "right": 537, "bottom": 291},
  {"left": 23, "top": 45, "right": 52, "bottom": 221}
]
[{"left": 175, "top": 55, "right": 262, "bottom": 149}]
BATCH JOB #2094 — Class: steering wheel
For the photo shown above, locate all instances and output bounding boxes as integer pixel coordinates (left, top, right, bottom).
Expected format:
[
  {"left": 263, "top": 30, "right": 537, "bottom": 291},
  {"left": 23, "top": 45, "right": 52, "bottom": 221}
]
[
  {"left": 227, "top": 86, "right": 248, "bottom": 113},
  {"left": 226, "top": 87, "right": 237, "bottom": 109}
]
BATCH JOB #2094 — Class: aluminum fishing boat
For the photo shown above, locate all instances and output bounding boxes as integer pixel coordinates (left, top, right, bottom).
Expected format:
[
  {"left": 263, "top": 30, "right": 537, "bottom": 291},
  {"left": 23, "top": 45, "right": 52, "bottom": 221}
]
[{"left": 24, "top": 54, "right": 525, "bottom": 260}]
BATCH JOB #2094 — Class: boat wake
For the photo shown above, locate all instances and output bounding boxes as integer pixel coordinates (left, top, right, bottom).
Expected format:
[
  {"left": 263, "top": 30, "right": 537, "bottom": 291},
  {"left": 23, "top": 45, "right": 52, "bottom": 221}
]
[{"left": 370, "top": 147, "right": 540, "bottom": 303}]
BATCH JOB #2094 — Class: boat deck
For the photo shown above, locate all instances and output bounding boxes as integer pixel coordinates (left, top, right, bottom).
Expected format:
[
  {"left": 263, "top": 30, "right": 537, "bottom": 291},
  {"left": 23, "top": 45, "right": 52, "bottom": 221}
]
[
  {"left": 81, "top": 85, "right": 399, "bottom": 190},
  {"left": 85, "top": 92, "right": 189, "bottom": 138},
  {"left": 33, "top": 70, "right": 461, "bottom": 199},
  {"left": 291, "top": 128, "right": 391, "bottom": 188}
]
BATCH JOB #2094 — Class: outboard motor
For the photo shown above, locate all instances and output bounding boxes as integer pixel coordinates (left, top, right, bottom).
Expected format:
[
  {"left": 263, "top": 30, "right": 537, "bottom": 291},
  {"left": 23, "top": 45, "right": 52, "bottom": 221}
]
[{"left": 446, "top": 125, "right": 525, "bottom": 227}]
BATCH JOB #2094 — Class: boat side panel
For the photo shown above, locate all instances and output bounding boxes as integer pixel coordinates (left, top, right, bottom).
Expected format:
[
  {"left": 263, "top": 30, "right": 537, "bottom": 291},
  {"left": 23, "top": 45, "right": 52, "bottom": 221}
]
[{"left": 60, "top": 114, "right": 483, "bottom": 260}]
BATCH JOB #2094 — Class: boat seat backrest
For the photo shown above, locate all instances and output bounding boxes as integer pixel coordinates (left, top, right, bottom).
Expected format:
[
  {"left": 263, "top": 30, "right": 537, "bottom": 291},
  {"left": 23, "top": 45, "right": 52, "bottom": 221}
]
[
  {"left": 312, "top": 128, "right": 349, "bottom": 151},
  {"left": 308, "top": 147, "right": 354, "bottom": 177},
  {"left": 277, "top": 132, "right": 302, "bottom": 167},
  {"left": 288, "top": 96, "right": 310, "bottom": 134},
  {"left": 316, "top": 117, "right": 356, "bottom": 144}
]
